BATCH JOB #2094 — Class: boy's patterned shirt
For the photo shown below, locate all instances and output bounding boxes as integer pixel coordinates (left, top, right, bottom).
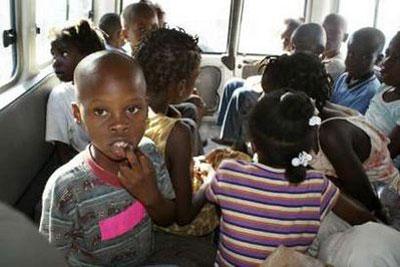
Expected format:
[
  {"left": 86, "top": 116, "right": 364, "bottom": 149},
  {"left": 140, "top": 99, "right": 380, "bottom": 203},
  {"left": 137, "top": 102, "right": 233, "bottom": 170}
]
[{"left": 39, "top": 137, "right": 175, "bottom": 267}]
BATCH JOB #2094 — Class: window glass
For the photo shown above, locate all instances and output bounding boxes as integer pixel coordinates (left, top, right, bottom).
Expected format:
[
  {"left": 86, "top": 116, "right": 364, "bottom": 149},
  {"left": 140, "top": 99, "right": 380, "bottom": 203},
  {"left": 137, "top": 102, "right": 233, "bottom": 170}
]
[
  {"left": 68, "top": 0, "right": 93, "bottom": 21},
  {"left": 122, "top": 0, "right": 230, "bottom": 53},
  {"left": 339, "top": 0, "right": 375, "bottom": 36},
  {"left": 238, "top": 0, "right": 305, "bottom": 55},
  {"left": 36, "top": 0, "right": 67, "bottom": 65},
  {"left": 0, "top": 0, "right": 15, "bottom": 85},
  {"left": 376, "top": 0, "right": 400, "bottom": 49}
]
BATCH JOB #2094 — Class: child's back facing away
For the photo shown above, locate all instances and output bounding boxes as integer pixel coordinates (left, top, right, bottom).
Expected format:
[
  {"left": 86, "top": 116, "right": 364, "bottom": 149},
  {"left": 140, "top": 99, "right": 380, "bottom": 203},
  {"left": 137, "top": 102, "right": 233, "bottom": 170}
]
[{"left": 206, "top": 90, "right": 377, "bottom": 266}]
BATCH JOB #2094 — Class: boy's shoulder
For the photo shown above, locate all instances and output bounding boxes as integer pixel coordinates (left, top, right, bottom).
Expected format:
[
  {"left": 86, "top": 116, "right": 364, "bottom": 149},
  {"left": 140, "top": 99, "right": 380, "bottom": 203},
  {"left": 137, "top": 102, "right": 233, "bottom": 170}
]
[
  {"left": 138, "top": 136, "right": 162, "bottom": 158},
  {"left": 44, "top": 152, "right": 90, "bottom": 195},
  {"left": 334, "top": 72, "right": 349, "bottom": 88},
  {"left": 49, "top": 82, "right": 75, "bottom": 101},
  {"left": 51, "top": 82, "right": 74, "bottom": 94}
]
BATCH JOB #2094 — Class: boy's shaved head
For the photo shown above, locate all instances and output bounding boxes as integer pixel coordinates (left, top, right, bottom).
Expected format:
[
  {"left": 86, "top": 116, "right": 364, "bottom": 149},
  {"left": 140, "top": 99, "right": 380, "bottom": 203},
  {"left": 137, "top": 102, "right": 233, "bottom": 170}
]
[
  {"left": 291, "top": 23, "right": 326, "bottom": 56},
  {"left": 345, "top": 27, "right": 385, "bottom": 79},
  {"left": 72, "top": 51, "right": 148, "bottom": 165},
  {"left": 99, "top": 13, "right": 121, "bottom": 37},
  {"left": 351, "top": 27, "right": 385, "bottom": 55},
  {"left": 323, "top": 13, "right": 348, "bottom": 58},
  {"left": 74, "top": 51, "right": 146, "bottom": 102},
  {"left": 323, "top": 13, "right": 347, "bottom": 33},
  {"left": 122, "top": 2, "right": 157, "bottom": 28},
  {"left": 121, "top": 2, "right": 159, "bottom": 52}
]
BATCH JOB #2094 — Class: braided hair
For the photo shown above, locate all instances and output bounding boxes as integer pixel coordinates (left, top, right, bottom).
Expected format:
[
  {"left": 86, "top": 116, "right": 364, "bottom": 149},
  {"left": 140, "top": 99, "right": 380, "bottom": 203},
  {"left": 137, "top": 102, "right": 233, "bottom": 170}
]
[
  {"left": 135, "top": 28, "right": 201, "bottom": 102},
  {"left": 260, "top": 52, "right": 332, "bottom": 112},
  {"left": 50, "top": 20, "right": 105, "bottom": 56},
  {"left": 249, "top": 89, "right": 316, "bottom": 184}
]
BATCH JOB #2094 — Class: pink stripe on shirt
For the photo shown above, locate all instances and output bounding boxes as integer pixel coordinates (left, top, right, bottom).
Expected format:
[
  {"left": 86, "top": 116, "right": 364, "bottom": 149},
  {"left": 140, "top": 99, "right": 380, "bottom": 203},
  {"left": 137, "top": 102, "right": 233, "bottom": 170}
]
[{"left": 99, "top": 201, "right": 146, "bottom": 241}]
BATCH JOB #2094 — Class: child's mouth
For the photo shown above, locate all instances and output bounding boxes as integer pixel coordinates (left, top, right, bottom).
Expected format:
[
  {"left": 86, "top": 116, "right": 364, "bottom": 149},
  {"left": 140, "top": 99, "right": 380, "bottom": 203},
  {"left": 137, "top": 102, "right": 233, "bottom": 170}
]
[{"left": 110, "top": 141, "right": 131, "bottom": 159}]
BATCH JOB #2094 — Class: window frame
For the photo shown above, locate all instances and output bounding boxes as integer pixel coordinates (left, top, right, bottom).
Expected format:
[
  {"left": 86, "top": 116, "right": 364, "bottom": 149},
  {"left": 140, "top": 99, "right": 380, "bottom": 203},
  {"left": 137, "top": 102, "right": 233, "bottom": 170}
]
[
  {"left": 120, "top": 0, "right": 232, "bottom": 54},
  {"left": 0, "top": 0, "right": 18, "bottom": 92},
  {"left": 236, "top": 0, "right": 308, "bottom": 56},
  {"left": 34, "top": 0, "right": 95, "bottom": 69},
  {"left": 66, "top": 0, "right": 95, "bottom": 21},
  {"left": 337, "top": 0, "right": 381, "bottom": 28}
]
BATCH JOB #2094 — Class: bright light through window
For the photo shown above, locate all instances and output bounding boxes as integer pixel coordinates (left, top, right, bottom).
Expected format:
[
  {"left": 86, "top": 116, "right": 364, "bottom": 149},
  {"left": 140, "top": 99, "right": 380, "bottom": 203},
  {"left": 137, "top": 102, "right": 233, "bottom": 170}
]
[
  {"left": 68, "top": 0, "right": 92, "bottom": 21},
  {"left": 36, "top": 0, "right": 68, "bottom": 65},
  {"left": 376, "top": 0, "right": 400, "bottom": 49},
  {"left": 122, "top": 0, "right": 230, "bottom": 53},
  {"left": 239, "top": 0, "right": 305, "bottom": 55},
  {"left": 339, "top": 0, "right": 375, "bottom": 36}
]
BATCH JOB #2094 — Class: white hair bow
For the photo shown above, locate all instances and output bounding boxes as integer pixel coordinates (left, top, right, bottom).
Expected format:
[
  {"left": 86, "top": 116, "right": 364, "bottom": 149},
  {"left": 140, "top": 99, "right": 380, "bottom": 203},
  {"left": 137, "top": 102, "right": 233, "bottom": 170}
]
[
  {"left": 291, "top": 151, "right": 313, "bottom": 167},
  {"left": 308, "top": 115, "right": 321, "bottom": 126}
]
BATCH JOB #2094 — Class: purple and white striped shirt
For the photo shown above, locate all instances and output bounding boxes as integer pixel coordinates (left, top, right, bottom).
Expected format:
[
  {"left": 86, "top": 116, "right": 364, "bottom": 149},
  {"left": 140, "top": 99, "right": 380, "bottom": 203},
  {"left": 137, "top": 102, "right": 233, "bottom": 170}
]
[{"left": 206, "top": 159, "right": 339, "bottom": 267}]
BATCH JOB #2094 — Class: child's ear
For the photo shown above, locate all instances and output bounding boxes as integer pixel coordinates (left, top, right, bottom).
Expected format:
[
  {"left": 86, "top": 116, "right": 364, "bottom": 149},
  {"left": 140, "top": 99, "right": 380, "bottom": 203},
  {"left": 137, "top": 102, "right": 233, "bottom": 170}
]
[
  {"left": 250, "top": 142, "right": 258, "bottom": 155},
  {"left": 343, "top": 33, "right": 349, "bottom": 43},
  {"left": 316, "top": 44, "right": 325, "bottom": 56},
  {"left": 375, "top": 53, "right": 384, "bottom": 66},
  {"left": 121, "top": 28, "right": 129, "bottom": 40},
  {"left": 72, "top": 102, "right": 83, "bottom": 125}
]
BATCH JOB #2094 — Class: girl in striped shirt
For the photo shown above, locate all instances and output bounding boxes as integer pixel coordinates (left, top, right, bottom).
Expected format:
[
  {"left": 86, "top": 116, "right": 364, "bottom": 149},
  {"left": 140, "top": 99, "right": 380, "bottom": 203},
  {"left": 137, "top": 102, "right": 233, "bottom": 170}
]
[{"left": 205, "top": 89, "right": 376, "bottom": 266}]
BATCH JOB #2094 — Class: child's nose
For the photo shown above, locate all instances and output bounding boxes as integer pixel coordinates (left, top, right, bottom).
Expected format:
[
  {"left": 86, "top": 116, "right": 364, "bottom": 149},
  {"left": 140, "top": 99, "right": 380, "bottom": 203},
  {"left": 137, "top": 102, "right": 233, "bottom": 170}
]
[
  {"left": 110, "top": 122, "right": 129, "bottom": 134},
  {"left": 109, "top": 115, "right": 129, "bottom": 134}
]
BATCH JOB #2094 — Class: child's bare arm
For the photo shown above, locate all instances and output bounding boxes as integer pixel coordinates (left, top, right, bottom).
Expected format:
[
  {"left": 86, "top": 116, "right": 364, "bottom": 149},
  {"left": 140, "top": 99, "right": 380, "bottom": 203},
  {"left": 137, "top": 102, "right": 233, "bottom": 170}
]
[
  {"left": 332, "top": 192, "right": 377, "bottom": 225},
  {"left": 388, "top": 125, "right": 400, "bottom": 158},
  {"left": 118, "top": 149, "right": 175, "bottom": 226},
  {"left": 319, "top": 121, "right": 383, "bottom": 213},
  {"left": 166, "top": 121, "right": 206, "bottom": 225}
]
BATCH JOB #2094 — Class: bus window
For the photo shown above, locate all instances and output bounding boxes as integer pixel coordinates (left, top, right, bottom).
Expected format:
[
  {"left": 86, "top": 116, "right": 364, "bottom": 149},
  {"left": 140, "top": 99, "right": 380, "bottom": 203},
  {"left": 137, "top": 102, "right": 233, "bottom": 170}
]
[
  {"left": 238, "top": 0, "right": 306, "bottom": 55},
  {"left": 68, "top": 0, "right": 93, "bottom": 21},
  {"left": 0, "top": 0, "right": 15, "bottom": 86},
  {"left": 376, "top": 0, "right": 400, "bottom": 48},
  {"left": 338, "top": 0, "right": 375, "bottom": 35},
  {"left": 36, "top": 0, "right": 68, "bottom": 65},
  {"left": 122, "top": 0, "right": 230, "bottom": 53}
]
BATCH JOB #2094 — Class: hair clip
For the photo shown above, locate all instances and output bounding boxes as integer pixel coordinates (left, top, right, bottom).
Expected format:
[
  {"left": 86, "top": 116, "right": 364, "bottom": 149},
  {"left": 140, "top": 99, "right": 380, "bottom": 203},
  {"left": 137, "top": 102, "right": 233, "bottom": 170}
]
[
  {"left": 253, "top": 152, "right": 259, "bottom": 163},
  {"left": 291, "top": 151, "right": 312, "bottom": 167},
  {"left": 308, "top": 115, "right": 322, "bottom": 126},
  {"left": 280, "top": 92, "right": 292, "bottom": 102}
]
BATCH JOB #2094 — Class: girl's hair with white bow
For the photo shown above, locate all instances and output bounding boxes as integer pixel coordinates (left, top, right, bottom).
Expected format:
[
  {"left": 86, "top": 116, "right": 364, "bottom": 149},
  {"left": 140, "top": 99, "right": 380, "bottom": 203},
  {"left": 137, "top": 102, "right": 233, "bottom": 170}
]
[{"left": 249, "top": 89, "right": 318, "bottom": 184}]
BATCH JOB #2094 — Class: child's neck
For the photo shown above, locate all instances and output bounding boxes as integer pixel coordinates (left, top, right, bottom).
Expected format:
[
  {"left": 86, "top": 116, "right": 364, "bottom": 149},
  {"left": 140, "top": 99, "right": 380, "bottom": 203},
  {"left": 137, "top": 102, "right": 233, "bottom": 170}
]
[
  {"left": 89, "top": 145, "right": 120, "bottom": 175},
  {"left": 257, "top": 154, "right": 285, "bottom": 170}
]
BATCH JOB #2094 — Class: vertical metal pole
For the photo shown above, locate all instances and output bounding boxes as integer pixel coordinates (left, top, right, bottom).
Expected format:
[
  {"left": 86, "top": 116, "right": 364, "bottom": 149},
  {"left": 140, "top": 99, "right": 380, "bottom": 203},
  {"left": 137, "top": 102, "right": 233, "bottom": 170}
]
[
  {"left": 66, "top": 0, "right": 70, "bottom": 20},
  {"left": 373, "top": 0, "right": 380, "bottom": 27}
]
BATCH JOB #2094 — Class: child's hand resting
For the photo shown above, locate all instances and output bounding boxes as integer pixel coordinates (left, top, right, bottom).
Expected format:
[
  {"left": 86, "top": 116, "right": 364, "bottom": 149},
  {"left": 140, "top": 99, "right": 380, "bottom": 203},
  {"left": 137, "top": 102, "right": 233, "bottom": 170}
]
[{"left": 118, "top": 147, "right": 161, "bottom": 207}]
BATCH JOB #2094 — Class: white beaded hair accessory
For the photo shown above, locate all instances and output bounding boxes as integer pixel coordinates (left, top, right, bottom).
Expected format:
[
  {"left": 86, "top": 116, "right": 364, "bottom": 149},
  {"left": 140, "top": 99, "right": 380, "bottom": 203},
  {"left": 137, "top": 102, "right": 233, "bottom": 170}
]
[
  {"left": 291, "top": 151, "right": 313, "bottom": 167},
  {"left": 308, "top": 115, "right": 322, "bottom": 126}
]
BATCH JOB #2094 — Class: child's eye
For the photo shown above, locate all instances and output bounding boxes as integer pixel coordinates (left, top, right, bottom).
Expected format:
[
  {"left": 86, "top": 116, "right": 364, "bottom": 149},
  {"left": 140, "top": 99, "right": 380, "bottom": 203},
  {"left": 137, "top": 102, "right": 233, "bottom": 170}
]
[
  {"left": 127, "top": 105, "right": 140, "bottom": 114},
  {"left": 93, "top": 108, "right": 108, "bottom": 117}
]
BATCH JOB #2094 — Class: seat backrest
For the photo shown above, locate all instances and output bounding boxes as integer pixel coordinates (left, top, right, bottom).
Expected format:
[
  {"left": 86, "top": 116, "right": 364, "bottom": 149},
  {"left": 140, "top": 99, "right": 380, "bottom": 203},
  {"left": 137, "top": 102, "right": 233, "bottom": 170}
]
[{"left": 0, "top": 75, "right": 59, "bottom": 216}]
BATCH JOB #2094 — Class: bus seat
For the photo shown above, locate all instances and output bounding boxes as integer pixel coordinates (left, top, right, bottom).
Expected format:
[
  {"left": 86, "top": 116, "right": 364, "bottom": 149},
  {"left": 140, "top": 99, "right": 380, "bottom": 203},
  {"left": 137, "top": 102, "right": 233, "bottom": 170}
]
[{"left": 0, "top": 75, "right": 60, "bottom": 219}]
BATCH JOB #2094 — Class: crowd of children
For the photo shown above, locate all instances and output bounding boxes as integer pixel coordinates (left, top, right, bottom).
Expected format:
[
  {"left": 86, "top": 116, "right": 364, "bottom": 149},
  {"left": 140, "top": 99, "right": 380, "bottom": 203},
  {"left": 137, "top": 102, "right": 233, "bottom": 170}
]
[{"left": 29, "top": 0, "right": 400, "bottom": 266}]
